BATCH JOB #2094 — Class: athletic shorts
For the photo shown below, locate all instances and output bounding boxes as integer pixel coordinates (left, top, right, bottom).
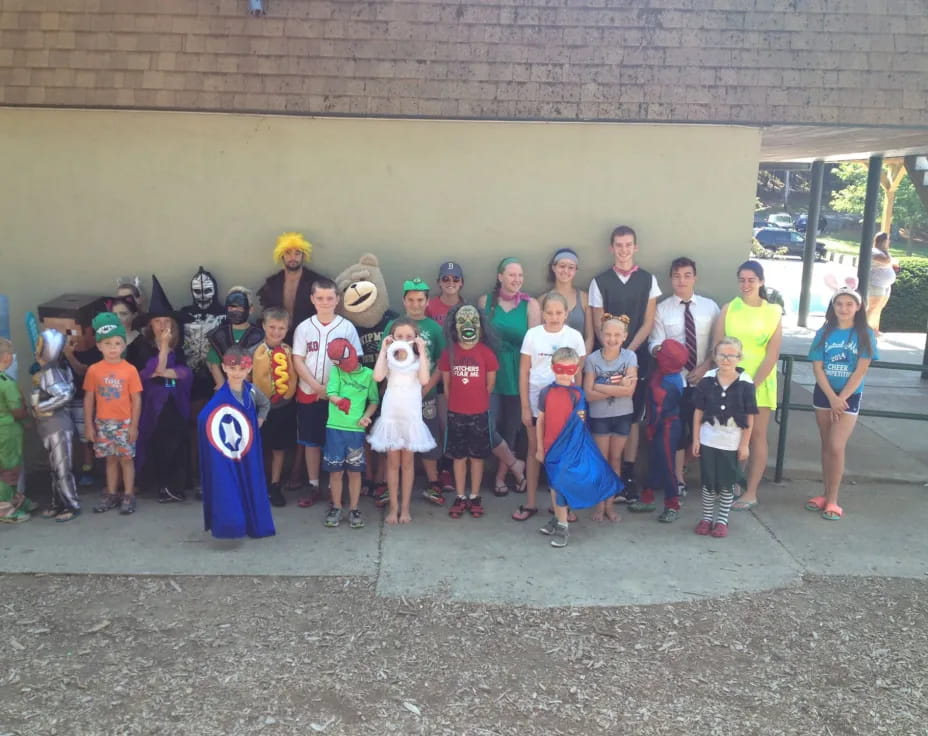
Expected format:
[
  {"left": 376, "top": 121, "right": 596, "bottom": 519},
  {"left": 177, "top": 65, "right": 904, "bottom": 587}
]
[
  {"left": 261, "top": 402, "right": 297, "bottom": 451},
  {"left": 297, "top": 400, "right": 329, "bottom": 447},
  {"left": 699, "top": 445, "right": 739, "bottom": 493},
  {"left": 322, "top": 427, "right": 366, "bottom": 472},
  {"left": 93, "top": 419, "right": 135, "bottom": 458},
  {"left": 445, "top": 411, "right": 492, "bottom": 459},
  {"left": 812, "top": 385, "right": 861, "bottom": 415},
  {"left": 419, "top": 397, "right": 443, "bottom": 461},
  {"left": 588, "top": 413, "right": 633, "bottom": 437}
]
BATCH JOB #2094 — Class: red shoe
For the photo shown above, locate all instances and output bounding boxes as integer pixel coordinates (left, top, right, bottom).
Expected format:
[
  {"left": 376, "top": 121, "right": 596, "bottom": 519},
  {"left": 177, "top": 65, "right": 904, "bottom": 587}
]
[
  {"left": 467, "top": 496, "right": 484, "bottom": 518},
  {"left": 694, "top": 520, "right": 712, "bottom": 535},
  {"left": 422, "top": 482, "right": 445, "bottom": 506},
  {"left": 448, "top": 496, "right": 468, "bottom": 518},
  {"left": 297, "top": 484, "right": 320, "bottom": 508},
  {"left": 711, "top": 522, "right": 728, "bottom": 538},
  {"left": 438, "top": 470, "right": 455, "bottom": 493}
]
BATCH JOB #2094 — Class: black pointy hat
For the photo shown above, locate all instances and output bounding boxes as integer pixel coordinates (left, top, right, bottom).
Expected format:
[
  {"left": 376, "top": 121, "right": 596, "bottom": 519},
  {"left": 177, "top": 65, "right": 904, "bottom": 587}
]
[{"left": 142, "top": 274, "right": 191, "bottom": 325}]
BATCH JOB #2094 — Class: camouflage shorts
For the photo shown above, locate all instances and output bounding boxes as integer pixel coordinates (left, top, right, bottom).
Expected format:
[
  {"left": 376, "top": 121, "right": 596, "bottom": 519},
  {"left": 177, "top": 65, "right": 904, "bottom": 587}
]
[{"left": 94, "top": 419, "right": 135, "bottom": 458}]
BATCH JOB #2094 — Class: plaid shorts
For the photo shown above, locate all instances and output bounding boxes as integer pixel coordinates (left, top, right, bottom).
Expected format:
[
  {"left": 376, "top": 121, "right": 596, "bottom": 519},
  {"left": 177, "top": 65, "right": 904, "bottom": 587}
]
[{"left": 94, "top": 419, "right": 135, "bottom": 458}]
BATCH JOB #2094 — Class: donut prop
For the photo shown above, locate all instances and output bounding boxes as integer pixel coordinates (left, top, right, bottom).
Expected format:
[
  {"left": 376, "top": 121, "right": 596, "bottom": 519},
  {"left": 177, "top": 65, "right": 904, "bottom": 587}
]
[{"left": 387, "top": 340, "right": 416, "bottom": 370}]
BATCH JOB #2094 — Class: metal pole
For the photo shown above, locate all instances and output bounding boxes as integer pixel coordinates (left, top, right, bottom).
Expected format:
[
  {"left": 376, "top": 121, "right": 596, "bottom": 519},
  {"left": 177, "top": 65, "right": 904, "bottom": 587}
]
[
  {"left": 798, "top": 160, "right": 824, "bottom": 327},
  {"left": 774, "top": 356, "right": 793, "bottom": 483},
  {"left": 857, "top": 154, "right": 883, "bottom": 303}
]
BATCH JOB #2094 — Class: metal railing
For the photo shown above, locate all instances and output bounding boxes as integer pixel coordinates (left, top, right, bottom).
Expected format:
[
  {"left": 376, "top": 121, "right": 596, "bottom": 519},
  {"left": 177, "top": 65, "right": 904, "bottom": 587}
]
[{"left": 774, "top": 353, "right": 928, "bottom": 482}]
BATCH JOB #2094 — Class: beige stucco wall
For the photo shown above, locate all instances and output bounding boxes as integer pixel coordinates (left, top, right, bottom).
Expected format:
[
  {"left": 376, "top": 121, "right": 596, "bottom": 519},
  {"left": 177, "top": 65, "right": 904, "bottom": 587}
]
[{"left": 0, "top": 107, "right": 760, "bottom": 369}]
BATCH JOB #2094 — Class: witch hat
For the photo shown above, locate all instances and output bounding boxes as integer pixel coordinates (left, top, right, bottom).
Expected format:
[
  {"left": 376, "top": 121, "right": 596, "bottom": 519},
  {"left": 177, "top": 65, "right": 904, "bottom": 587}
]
[{"left": 143, "top": 274, "right": 191, "bottom": 325}]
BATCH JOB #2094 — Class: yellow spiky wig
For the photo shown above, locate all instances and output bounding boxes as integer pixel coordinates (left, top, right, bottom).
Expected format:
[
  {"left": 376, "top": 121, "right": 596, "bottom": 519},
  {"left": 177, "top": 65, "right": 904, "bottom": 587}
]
[{"left": 273, "top": 232, "right": 312, "bottom": 264}]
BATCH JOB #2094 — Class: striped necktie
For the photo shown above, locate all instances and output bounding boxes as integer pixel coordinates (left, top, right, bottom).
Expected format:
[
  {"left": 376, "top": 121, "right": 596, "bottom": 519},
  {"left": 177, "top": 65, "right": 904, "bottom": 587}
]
[{"left": 682, "top": 300, "right": 697, "bottom": 371}]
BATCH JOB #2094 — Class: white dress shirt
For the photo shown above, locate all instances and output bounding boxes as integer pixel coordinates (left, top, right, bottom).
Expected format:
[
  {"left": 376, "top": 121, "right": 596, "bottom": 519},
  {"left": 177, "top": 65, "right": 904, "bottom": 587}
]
[{"left": 649, "top": 293, "right": 720, "bottom": 380}]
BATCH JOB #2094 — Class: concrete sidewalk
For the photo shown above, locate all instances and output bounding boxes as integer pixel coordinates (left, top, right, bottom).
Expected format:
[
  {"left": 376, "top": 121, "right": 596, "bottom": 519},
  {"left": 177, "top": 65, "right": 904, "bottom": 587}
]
[{"left": 2, "top": 476, "right": 926, "bottom": 607}]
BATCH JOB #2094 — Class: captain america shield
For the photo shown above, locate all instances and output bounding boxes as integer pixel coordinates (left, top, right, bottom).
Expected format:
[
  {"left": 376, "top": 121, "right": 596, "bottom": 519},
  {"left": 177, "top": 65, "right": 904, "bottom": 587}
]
[{"left": 205, "top": 404, "right": 253, "bottom": 461}]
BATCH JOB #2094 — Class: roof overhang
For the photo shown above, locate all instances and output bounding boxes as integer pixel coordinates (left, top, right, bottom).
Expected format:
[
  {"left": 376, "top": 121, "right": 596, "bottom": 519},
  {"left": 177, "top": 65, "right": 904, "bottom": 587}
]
[{"left": 760, "top": 125, "right": 928, "bottom": 163}]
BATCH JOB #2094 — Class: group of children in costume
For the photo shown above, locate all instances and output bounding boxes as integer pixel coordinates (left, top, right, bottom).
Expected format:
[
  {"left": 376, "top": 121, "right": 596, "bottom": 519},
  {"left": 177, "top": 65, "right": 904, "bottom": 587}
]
[{"left": 0, "top": 227, "right": 879, "bottom": 548}]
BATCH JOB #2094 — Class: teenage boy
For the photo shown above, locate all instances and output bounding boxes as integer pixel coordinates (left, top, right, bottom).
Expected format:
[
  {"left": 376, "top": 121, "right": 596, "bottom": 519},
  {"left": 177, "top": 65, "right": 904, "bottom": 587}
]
[
  {"left": 292, "top": 278, "right": 362, "bottom": 506},
  {"left": 84, "top": 313, "right": 143, "bottom": 515},
  {"left": 649, "top": 257, "right": 720, "bottom": 496},
  {"left": 589, "top": 225, "right": 661, "bottom": 498},
  {"left": 383, "top": 278, "right": 446, "bottom": 504}
]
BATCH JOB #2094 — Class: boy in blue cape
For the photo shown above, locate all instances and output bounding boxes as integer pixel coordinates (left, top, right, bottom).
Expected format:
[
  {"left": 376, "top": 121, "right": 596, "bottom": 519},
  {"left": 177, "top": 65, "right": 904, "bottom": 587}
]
[
  {"left": 198, "top": 346, "right": 274, "bottom": 539},
  {"left": 536, "top": 347, "right": 623, "bottom": 548}
]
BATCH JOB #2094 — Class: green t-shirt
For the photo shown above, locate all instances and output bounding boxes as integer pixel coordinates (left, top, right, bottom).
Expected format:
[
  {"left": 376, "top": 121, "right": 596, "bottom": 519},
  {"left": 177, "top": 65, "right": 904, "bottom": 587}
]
[
  {"left": 382, "top": 316, "right": 445, "bottom": 399},
  {"left": 326, "top": 365, "right": 380, "bottom": 432},
  {"left": 207, "top": 326, "right": 249, "bottom": 364}
]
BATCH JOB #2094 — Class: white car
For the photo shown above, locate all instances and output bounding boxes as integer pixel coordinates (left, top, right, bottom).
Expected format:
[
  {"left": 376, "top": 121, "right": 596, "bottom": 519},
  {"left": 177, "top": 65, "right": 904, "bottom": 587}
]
[{"left": 766, "top": 212, "right": 794, "bottom": 229}]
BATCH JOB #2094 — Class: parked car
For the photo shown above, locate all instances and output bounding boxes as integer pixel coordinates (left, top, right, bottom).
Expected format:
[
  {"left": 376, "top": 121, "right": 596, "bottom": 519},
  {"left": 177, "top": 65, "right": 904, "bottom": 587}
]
[
  {"left": 752, "top": 228, "right": 827, "bottom": 260},
  {"left": 766, "top": 212, "right": 794, "bottom": 229},
  {"left": 794, "top": 213, "right": 828, "bottom": 234}
]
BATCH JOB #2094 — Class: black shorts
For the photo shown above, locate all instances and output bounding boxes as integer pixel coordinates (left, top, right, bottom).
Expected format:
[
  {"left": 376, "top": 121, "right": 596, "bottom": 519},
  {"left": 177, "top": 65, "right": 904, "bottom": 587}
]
[
  {"left": 445, "top": 411, "right": 492, "bottom": 460},
  {"left": 261, "top": 402, "right": 297, "bottom": 451},
  {"left": 297, "top": 400, "right": 329, "bottom": 447}
]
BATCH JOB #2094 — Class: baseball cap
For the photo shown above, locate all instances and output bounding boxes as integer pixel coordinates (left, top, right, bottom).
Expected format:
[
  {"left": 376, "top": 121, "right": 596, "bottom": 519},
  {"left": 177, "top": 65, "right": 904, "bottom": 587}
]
[{"left": 438, "top": 261, "right": 464, "bottom": 280}]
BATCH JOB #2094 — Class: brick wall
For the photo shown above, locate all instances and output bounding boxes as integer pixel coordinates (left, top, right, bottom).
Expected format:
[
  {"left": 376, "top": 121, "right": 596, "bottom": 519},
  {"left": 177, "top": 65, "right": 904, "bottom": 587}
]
[{"left": 1, "top": 0, "right": 926, "bottom": 125}]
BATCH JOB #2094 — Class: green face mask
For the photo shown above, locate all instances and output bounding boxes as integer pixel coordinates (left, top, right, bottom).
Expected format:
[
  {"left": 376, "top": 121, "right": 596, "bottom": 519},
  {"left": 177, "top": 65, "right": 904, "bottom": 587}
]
[{"left": 455, "top": 305, "right": 480, "bottom": 347}]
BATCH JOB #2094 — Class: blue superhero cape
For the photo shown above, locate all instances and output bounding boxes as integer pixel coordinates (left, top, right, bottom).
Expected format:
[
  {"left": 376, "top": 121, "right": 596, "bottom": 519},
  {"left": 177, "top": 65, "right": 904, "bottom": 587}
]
[
  {"left": 543, "top": 385, "right": 624, "bottom": 509},
  {"left": 198, "top": 381, "right": 275, "bottom": 539}
]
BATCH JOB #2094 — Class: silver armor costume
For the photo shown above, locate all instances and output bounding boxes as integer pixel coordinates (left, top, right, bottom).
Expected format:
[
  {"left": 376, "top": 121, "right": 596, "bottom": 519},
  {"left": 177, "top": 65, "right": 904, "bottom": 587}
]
[{"left": 31, "top": 329, "right": 80, "bottom": 512}]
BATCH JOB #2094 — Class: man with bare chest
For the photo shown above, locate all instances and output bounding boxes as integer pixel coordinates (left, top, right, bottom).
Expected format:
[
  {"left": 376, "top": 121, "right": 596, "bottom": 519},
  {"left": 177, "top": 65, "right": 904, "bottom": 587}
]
[{"left": 258, "top": 232, "right": 328, "bottom": 344}]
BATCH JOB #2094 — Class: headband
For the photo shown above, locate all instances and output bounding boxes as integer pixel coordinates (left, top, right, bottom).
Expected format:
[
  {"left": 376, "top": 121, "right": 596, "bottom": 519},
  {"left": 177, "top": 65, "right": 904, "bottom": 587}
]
[
  {"left": 497, "top": 257, "right": 521, "bottom": 273},
  {"left": 831, "top": 287, "right": 862, "bottom": 305},
  {"left": 552, "top": 250, "right": 578, "bottom": 265},
  {"left": 601, "top": 312, "right": 630, "bottom": 326}
]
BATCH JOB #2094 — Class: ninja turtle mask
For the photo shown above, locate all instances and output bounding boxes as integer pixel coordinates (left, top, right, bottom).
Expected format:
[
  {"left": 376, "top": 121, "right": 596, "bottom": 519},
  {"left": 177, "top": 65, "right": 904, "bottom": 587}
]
[
  {"left": 455, "top": 305, "right": 481, "bottom": 348},
  {"left": 191, "top": 267, "right": 218, "bottom": 311},
  {"left": 327, "top": 338, "right": 359, "bottom": 373},
  {"left": 225, "top": 291, "right": 250, "bottom": 325}
]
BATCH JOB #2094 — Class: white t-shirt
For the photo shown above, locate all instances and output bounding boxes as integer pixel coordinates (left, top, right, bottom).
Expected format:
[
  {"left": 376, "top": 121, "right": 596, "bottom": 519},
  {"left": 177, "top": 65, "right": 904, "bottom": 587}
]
[
  {"left": 588, "top": 272, "right": 662, "bottom": 308},
  {"left": 520, "top": 325, "right": 586, "bottom": 416},
  {"left": 292, "top": 315, "right": 362, "bottom": 396}
]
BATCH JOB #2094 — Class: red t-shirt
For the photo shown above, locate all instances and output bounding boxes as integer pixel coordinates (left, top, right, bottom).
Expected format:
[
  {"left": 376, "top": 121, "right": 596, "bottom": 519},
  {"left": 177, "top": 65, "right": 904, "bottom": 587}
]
[
  {"left": 538, "top": 384, "right": 577, "bottom": 452},
  {"left": 425, "top": 296, "right": 459, "bottom": 327},
  {"left": 438, "top": 343, "right": 499, "bottom": 415}
]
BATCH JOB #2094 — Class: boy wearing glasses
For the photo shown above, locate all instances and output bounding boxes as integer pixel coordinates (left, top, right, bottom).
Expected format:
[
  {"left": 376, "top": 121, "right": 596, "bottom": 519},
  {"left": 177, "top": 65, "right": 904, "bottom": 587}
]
[{"left": 691, "top": 337, "right": 757, "bottom": 538}]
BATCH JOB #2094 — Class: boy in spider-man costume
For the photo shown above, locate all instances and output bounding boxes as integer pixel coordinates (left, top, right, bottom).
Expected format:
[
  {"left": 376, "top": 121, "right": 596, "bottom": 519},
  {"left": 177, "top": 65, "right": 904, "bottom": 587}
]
[{"left": 628, "top": 339, "right": 688, "bottom": 522}]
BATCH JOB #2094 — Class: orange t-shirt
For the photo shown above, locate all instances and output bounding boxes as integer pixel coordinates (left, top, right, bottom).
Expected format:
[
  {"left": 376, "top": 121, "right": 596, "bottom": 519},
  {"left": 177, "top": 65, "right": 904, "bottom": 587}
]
[{"left": 83, "top": 359, "right": 143, "bottom": 421}]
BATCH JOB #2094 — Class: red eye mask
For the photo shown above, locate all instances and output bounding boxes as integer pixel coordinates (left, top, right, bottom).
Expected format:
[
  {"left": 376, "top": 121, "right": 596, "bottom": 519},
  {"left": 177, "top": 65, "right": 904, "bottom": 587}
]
[
  {"left": 223, "top": 354, "right": 253, "bottom": 370},
  {"left": 552, "top": 362, "right": 579, "bottom": 376}
]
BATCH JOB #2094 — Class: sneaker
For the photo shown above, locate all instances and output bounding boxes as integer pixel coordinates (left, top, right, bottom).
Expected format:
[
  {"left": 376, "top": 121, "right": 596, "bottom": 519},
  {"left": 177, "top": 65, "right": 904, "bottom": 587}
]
[
  {"left": 449, "top": 496, "right": 468, "bottom": 519},
  {"left": 694, "top": 520, "right": 712, "bottom": 535},
  {"left": 467, "top": 496, "right": 484, "bottom": 518},
  {"left": 438, "top": 469, "right": 455, "bottom": 493},
  {"left": 422, "top": 483, "right": 445, "bottom": 506},
  {"left": 268, "top": 482, "right": 286, "bottom": 508},
  {"left": 349, "top": 509, "right": 364, "bottom": 529},
  {"left": 711, "top": 522, "right": 728, "bottom": 538},
  {"left": 657, "top": 508, "right": 679, "bottom": 523},
  {"left": 374, "top": 490, "right": 390, "bottom": 508},
  {"left": 539, "top": 517, "right": 559, "bottom": 535},
  {"left": 677, "top": 481, "right": 688, "bottom": 499},
  {"left": 158, "top": 487, "right": 186, "bottom": 504},
  {"left": 92, "top": 493, "right": 120, "bottom": 513},
  {"left": 324, "top": 506, "right": 342, "bottom": 528},
  {"left": 628, "top": 501, "right": 657, "bottom": 513},
  {"left": 297, "top": 484, "right": 320, "bottom": 508},
  {"left": 550, "top": 523, "right": 569, "bottom": 547},
  {"left": 119, "top": 495, "right": 137, "bottom": 515}
]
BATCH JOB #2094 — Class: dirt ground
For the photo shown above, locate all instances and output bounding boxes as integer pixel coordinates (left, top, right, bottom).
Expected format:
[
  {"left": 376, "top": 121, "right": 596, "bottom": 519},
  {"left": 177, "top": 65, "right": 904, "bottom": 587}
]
[{"left": 2, "top": 574, "right": 926, "bottom": 736}]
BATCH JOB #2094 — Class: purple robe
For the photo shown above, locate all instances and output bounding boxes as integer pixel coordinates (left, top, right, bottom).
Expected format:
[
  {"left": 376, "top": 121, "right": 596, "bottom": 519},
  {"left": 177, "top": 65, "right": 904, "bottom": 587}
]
[{"left": 134, "top": 347, "right": 193, "bottom": 473}]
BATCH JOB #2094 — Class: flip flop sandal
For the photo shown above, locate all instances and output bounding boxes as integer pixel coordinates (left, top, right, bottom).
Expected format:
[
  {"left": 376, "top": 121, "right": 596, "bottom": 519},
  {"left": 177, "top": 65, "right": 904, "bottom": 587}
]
[
  {"left": 732, "top": 500, "right": 757, "bottom": 511},
  {"left": 55, "top": 509, "right": 81, "bottom": 523},
  {"left": 493, "top": 482, "right": 510, "bottom": 497},
  {"left": 512, "top": 477, "right": 527, "bottom": 494},
  {"left": 511, "top": 505, "right": 538, "bottom": 521},
  {"left": 40, "top": 508, "right": 62, "bottom": 519},
  {"left": 805, "top": 496, "right": 827, "bottom": 512},
  {"left": 822, "top": 503, "right": 843, "bottom": 521}
]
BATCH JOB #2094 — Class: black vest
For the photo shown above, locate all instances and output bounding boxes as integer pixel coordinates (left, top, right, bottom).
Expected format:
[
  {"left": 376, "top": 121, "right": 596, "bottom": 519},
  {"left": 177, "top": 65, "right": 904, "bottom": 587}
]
[
  {"left": 207, "top": 323, "right": 264, "bottom": 357},
  {"left": 593, "top": 267, "right": 653, "bottom": 374}
]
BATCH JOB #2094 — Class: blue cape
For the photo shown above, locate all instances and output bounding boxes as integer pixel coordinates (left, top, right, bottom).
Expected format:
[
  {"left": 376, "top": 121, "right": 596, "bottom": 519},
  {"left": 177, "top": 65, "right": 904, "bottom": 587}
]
[
  {"left": 198, "top": 381, "right": 275, "bottom": 539},
  {"left": 543, "top": 385, "right": 624, "bottom": 509}
]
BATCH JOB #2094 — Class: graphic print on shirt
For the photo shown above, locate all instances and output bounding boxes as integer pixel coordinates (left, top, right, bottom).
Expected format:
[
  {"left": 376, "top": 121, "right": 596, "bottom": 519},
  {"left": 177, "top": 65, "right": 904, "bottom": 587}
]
[
  {"left": 823, "top": 336, "right": 858, "bottom": 382},
  {"left": 99, "top": 373, "right": 126, "bottom": 402},
  {"left": 593, "top": 365, "right": 624, "bottom": 408}
]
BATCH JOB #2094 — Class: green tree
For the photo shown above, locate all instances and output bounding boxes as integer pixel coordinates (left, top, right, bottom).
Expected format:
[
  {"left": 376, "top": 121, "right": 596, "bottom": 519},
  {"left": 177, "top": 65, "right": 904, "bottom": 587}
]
[{"left": 830, "top": 162, "right": 927, "bottom": 233}]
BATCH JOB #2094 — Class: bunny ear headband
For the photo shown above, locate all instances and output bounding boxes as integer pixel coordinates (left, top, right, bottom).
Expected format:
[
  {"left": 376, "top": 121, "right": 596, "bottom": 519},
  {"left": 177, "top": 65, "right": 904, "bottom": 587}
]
[{"left": 823, "top": 270, "right": 861, "bottom": 305}]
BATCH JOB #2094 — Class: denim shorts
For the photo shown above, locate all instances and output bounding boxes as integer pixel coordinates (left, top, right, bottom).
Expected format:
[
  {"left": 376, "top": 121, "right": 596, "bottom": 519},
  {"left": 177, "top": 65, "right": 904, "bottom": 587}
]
[
  {"left": 812, "top": 385, "right": 861, "bottom": 415},
  {"left": 322, "top": 427, "right": 366, "bottom": 472},
  {"left": 588, "top": 413, "right": 634, "bottom": 437}
]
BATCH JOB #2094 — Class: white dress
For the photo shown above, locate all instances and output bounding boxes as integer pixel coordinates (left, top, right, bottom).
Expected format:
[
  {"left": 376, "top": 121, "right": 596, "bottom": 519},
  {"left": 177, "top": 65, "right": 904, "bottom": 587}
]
[{"left": 368, "top": 346, "right": 437, "bottom": 453}]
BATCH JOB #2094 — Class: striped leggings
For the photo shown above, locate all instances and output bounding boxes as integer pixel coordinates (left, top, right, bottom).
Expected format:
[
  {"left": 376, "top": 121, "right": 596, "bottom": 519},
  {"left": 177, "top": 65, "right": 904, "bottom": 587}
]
[{"left": 701, "top": 488, "right": 734, "bottom": 526}]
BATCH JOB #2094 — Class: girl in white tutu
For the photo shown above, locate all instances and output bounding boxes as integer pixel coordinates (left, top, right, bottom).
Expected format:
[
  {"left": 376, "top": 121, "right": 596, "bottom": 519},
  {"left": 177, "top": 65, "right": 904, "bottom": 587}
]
[{"left": 369, "top": 319, "right": 436, "bottom": 524}]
